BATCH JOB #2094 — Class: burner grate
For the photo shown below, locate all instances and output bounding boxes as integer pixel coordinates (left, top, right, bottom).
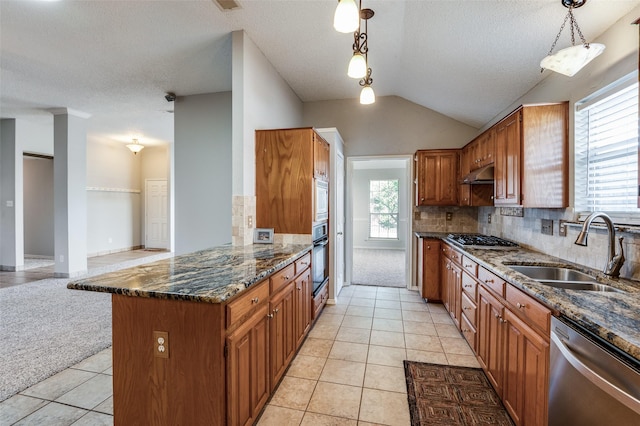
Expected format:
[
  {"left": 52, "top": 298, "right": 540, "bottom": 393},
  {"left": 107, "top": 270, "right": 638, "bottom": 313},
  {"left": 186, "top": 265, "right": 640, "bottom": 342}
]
[{"left": 447, "top": 234, "right": 518, "bottom": 247}]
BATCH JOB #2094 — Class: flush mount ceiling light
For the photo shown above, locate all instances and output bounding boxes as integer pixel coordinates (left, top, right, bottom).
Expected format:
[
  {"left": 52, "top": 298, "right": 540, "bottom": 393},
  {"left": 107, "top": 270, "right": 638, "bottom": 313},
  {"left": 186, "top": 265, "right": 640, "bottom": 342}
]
[
  {"left": 540, "top": 0, "right": 605, "bottom": 77},
  {"left": 126, "top": 138, "right": 144, "bottom": 155}
]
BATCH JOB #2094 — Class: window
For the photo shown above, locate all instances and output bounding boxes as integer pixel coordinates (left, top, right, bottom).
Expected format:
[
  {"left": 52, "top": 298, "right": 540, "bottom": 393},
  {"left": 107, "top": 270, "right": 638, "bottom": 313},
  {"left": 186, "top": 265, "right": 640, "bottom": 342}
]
[
  {"left": 575, "top": 72, "right": 639, "bottom": 220},
  {"left": 369, "top": 179, "right": 399, "bottom": 239}
]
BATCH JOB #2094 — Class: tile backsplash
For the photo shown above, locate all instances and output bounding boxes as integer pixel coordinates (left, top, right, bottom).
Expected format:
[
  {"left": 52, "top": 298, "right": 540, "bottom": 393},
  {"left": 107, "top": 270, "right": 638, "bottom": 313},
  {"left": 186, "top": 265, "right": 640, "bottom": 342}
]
[{"left": 413, "top": 206, "right": 479, "bottom": 234}]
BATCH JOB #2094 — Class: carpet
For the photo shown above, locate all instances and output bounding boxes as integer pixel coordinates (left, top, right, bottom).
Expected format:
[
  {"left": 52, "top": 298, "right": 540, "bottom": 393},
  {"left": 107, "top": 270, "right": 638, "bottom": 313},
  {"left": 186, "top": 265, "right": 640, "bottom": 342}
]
[
  {"left": 0, "top": 252, "right": 172, "bottom": 402},
  {"left": 404, "top": 361, "right": 514, "bottom": 426},
  {"left": 352, "top": 248, "right": 406, "bottom": 287}
]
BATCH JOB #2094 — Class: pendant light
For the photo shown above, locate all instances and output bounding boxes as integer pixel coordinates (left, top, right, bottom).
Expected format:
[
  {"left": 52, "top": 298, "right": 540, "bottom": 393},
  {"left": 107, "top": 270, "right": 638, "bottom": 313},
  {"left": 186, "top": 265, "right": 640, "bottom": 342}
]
[
  {"left": 540, "top": 0, "right": 605, "bottom": 77},
  {"left": 359, "top": 68, "right": 375, "bottom": 105},
  {"left": 333, "top": 0, "right": 359, "bottom": 33},
  {"left": 126, "top": 138, "right": 144, "bottom": 155},
  {"left": 348, "top": 53, "right": 367, "bottom": 79}
]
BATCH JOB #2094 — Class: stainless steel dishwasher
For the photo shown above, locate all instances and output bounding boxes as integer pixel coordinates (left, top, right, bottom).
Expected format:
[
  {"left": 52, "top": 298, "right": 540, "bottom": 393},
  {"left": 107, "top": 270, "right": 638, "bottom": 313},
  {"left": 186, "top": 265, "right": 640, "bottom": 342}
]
[{"left": 549, "top": 317, "right": 640, "bottom": 425}]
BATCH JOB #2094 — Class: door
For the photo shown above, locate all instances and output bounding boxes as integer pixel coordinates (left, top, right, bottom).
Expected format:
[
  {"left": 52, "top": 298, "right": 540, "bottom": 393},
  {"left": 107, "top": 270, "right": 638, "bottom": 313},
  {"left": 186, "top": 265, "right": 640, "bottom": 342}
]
[
  {"left": 145, "top": 179, "right": 168, "bottom": 249},
  {"left": 334, "top": 152, "right": 345, "bottom": 297}
]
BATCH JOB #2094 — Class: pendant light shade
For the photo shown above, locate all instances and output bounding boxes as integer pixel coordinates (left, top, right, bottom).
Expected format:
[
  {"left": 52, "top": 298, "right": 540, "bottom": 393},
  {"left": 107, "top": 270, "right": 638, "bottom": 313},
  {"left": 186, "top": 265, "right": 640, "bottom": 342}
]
[
  {"left": 540, "top": 43, "right": 605, "bottom": 77},
  {"left": 126, "top": 138, "right": 144, "bottom": 155},
  {"left": 359, "top": 85, "right": 375, "bottom": 105},
  {"left": 348, "top": 53, "right": 367, "bottom": 78},
  {"left": 333, "top": 0, "right": 359, "bottom": 33}
]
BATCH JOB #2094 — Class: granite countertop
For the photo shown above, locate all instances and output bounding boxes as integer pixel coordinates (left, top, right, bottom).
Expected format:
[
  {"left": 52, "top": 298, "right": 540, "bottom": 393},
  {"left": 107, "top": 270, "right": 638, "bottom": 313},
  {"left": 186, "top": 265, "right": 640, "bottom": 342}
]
[
  {"left": 415, "top": 232, "right": 640, "bottom": 363},
  {"left": 67, "top": 243, "right": 312, "bottom": 304}
]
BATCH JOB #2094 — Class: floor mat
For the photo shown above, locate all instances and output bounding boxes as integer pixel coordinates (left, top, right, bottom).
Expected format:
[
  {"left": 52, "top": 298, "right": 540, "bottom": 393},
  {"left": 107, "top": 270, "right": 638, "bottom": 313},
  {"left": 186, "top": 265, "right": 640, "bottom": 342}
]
[{"left": 403, "top": 360, "right": 514, "bottom": 425}]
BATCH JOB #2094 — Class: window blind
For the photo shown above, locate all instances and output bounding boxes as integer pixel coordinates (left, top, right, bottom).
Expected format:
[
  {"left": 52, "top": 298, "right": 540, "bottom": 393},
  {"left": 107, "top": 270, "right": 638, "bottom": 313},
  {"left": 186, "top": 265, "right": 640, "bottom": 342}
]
[{"left": 575, "top": 78, "right": 639, "bottom": 215}]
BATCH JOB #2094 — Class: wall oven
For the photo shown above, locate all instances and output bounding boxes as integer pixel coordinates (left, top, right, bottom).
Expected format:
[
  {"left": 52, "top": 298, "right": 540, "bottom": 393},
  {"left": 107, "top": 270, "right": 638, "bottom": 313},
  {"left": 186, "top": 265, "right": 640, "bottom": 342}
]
[
  {"left": 315, "top": 179, "right": 329, "bottom": 223},
  {"left": 312, "top": 222, "right": 329, "bottom": 296}
]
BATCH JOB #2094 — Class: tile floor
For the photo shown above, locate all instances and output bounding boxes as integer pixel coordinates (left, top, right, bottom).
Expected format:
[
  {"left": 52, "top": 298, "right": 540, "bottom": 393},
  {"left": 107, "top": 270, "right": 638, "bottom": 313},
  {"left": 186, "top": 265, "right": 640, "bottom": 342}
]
[{"left": 0, "top": 284, "right": 479, "bottom": 426}]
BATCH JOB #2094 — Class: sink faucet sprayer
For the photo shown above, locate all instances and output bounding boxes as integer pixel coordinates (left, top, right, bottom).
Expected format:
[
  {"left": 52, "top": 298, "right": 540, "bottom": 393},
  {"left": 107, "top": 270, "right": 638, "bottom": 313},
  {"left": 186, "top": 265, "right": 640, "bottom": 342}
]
[{"left": 574, "top": 212, "right": 625, "bottom": 278}]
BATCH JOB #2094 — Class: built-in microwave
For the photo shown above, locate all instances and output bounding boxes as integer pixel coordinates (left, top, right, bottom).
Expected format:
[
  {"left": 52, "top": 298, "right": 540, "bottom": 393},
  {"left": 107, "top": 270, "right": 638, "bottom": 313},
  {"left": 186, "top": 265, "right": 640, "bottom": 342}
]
[{"left": 315, "top": 179, "right": 329, "bottom": 222}]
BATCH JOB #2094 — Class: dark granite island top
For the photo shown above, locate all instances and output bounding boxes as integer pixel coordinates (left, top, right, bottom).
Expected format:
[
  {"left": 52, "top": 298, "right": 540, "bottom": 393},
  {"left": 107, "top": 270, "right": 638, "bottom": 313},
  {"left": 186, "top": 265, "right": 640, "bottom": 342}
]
[
  {"left": 415, "top": 232, "right": 640, "bottom": 363},
  {"left": 67, "top": 243, "right": 312, "bottom": 303}
]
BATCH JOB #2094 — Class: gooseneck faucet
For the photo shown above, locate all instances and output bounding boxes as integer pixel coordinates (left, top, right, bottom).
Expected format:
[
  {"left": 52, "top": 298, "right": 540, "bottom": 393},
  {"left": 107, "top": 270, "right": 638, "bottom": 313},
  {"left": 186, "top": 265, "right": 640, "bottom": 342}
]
[{"left": 574, "top": 212, "right": 625, "bottom": 277}]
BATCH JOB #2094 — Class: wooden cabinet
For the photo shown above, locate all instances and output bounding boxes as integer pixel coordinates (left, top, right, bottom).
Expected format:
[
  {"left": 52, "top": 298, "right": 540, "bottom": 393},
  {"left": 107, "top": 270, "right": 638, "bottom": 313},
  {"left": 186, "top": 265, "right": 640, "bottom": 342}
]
[
  {"left": 313, "top": 280, "right": 329, "bottom": 320},
  {"left": 294, "top": 269, "right": 312, "bottom": 348},
  {"left": 468, "top": 128, "right": 495, "bottom": 171},
  {"left": 417, "top": 238, "right": 441, "bottom": 301},
  {"left": 256, "top": 128, "right": 329, "bottom": 234},
  {"left": 477, "top": 284, "right": 506, "bottom": 397},
  {"left": 269, "top": 281, "right": 296, "bottom": 388},
  {"left": 494, "top": 103, "right": 568, "bottom": 207},
  {"left": 227, "top": 303, "right": 270, "bottom": 426},
  {"left": 415, "top": 149, "right": 459, "bottom": 206},
  {"left": 441, "top": 245, "right": 462, "bottom": 329}
]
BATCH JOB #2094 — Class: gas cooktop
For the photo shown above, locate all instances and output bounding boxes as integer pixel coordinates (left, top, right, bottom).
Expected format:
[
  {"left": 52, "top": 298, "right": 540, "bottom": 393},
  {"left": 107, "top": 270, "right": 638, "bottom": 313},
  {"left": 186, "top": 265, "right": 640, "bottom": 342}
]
[{"left": 446, "top": 233, "right": 519, "bottom": 248}]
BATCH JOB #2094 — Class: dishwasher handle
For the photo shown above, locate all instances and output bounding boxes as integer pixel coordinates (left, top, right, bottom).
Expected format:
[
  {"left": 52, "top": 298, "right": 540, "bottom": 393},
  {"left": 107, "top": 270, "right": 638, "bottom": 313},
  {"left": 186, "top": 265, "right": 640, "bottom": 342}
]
[{"left": 551, "top": 331, "right": 640, "bottom": 415}]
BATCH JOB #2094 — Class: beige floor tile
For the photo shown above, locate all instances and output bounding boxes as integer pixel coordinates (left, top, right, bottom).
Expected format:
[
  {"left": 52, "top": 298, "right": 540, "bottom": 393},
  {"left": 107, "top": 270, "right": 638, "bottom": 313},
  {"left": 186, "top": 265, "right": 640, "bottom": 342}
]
[
  {"left": 335, "top": 327, "right": 371, "bottom": 344},
  {"left": 401, "top": 310, "right": 431, "bottom": 322},
  {"left": 346, "top": 306, "right": 374, "bottom": 318},
  {"left": 373, "top": 307, "right": 402, "bottom": 320},
  {"left": 369, "top": 330, "right": 405, "bottom": 348},
  {"left": 446, "top": 353, "right": 481, "bottom": 368},
  {"left": 426, "top": 303, "right": 448, "bottom": 314},
  {"left": 257, "top": 405, "right": 304, "bottom": 426},
  {"left": 72, "top": 411, "right": 113, "bottom": 425},
  {"left": 298, "top": 338, "right": 334, "bottom": 358},
  {"left": 315, "top": 313, "right": 345, "bottom": 326},
  {"left": 55, "top": 373, "right": 113, "bottom": 410},
  {"left": 402, "top": 321, "right": 437, "bottom": 336},
  {"left": 0, "top": 395, "right": 49, "bottom": 425},
  {"left": 405, "top": 349, "right": 448, "bottom": 365},
  {"left": 13, "top": 402, "right": 87, "bottom": 426},
  {"left": 93, "top": 395, "right": 114, "bottom": 415},
  {"left": 399, "top": 293, "right": 423, "bottom": 302},
  {"left": 440, "top": 337, "right": 475, "bottom": 356},
  {"left": 430, "top": 312, "right": 455, "bottom": 324},
  {"left": 359, "top": 388, "right": 411, "bottom": 426},
  {"left": 353, "top": 285, "right": 378, "bottom": 292},
  {"left": 71, "top": 349, "right": 112, "bottom": 373},
  {"left": 363, "top": 364, "right": 407, "bottom": 393},
  {"left": 348, "top": 298, "right": 376, "bottom": 307},
  {"left": 375, "top": 292, "right": 400, "bottom": 301},
  {"left": 435, "top": 323, "right": 463, "bottom": 338},
  {"left": 309, "top": 323, "right": 340, "bottom": 340},
  {"left": 367, "top": 345, "right": 406, "bottom": 368},
  {"left": 301, "top": 412, "right": 358, "bottom": 425},
  {"left": 102, "top": 367, "right": 113, "bottom": 376},
  {"left": 371, "top": 318, "right": 404, "bottom": 332},
  {"left": 269, "top": 376, "right": 317, "bottom": 411},
  {"left": 323, "top": 304, "right": 348, "bottom": 315},
  {"left": 341, "top": 315, "right": 373, "bottom": 330},
  {"left": 400, "top": 301, "right": 428, "bottom": 311},
  {"left": 20, "top": 369, "right": 96, "bottom": 400},
  {"left": 404, "top": 334, "right": 443, "bottom": 352},
  {"left": 287, "top": 355, "right": 327, "bottom": 380},
  {"left": 329, "top": 341, "right": 369, "bottom": 363},
  {"left": 307, "top": 382, "right": 362, "bottom": 420},
  {"left": 319, "top": 359, "right": 366, "bottom": 387},
  {"left": 357, "top": 422, "right": 387, "bottom": 426},
  {"left": 374, "top": 299, "right": 401, "bottom": 309},
  {"left": 353, "top": 291, "right": 377, "bottom": 300}
]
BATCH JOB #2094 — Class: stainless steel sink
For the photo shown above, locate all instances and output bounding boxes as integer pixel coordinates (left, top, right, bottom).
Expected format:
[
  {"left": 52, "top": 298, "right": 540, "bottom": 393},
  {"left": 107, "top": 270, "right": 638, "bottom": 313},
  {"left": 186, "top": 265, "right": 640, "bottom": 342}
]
[{"left": 509, "top": 265, "right": 625, "bottom": 293}]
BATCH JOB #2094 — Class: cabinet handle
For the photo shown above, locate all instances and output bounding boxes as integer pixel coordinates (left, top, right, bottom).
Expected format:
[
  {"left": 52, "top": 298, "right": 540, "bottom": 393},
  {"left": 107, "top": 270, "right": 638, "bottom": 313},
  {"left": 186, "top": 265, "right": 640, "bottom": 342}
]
[
  {"left": 500, "top": 318, "right": 507, "bottom": 324},
  {"left": 427, "top": 245, "right": 430, "bottom": 249},
  {"left": 516, "top": 302, "right": 527, "bottom": 309},
  {"left": 463, "top": 306, "right": 471, "bottom": 310},
  {"left": 300, "top": 262, "right": 308, "bottom": 266},
  {"left": 421, "top": 197, "right": 425, "bottom": 202},
  {"left": 464, "top": 264, "right": 472, "bottom": 268},
  {"left": 494, "top": 313, "right": 500, "bottom": 318},
  {"left": 464, "top": 284, "right": 472, "bottom": 288},
  {"left": 484, "top": 279, "right": 494, "bottom": 283},
  {"left": 274, "top": 308, "right": 280, "bottom": 314},
  {"left": 282, "top": 275, "right": 290, "bottom": 280},
  {"left": 297, "top": 286, "right": 302, "bottom": 291},
  {"left": 446, "top": 265, "right": 451, "bottom": 270},
  {"left": 267, "top": 314, "right": 274, "bottom": 319},
  {"left": 462, "top": 329, "right": 470, "bottom": 333},
  {"left": 251, "top": 297, "right": 259, "bottom": 304}
]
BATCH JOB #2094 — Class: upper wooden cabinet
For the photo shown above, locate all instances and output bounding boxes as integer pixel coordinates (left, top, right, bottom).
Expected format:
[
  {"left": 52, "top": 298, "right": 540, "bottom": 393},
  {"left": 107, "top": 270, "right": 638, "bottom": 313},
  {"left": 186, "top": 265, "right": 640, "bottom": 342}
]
[
  {"left": 415, "top": 149, "right": 459, "bottom": 206},
  {"left": 466, "top": 128, "right": 495, "bottom": 171},
  {"left": 494, "top": 103, "right": 569, "bottom": 208},
  {"left": 256, "top": 128, "right": 329, "bottom": 234}
]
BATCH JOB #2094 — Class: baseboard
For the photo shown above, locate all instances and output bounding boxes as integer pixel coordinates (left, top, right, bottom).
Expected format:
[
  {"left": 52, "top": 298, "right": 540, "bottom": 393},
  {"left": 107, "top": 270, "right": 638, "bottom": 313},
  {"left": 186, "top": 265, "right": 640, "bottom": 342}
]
[{"left": 88, "top": 245, "right": 144, "bottom": 258}]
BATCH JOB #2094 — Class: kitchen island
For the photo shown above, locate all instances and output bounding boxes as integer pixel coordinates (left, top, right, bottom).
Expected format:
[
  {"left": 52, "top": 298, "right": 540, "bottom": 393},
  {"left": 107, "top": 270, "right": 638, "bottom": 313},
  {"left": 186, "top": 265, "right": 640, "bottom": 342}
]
[{"left": 68, "top": 243, "right": 312, "bottom": 426}]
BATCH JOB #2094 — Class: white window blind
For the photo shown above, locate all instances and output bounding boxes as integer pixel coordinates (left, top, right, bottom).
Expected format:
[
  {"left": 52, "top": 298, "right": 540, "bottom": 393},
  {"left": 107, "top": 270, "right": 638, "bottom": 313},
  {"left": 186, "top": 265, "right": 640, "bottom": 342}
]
[{"left": 575, "top": 74, "right": 639, "bottom": 218}]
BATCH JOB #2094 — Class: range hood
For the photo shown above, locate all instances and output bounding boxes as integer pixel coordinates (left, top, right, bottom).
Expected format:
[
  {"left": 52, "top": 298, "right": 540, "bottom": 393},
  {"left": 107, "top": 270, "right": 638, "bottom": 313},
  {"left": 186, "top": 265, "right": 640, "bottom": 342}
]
[{"left": 461, "top": 164, "right": 494, "bottom": 184}]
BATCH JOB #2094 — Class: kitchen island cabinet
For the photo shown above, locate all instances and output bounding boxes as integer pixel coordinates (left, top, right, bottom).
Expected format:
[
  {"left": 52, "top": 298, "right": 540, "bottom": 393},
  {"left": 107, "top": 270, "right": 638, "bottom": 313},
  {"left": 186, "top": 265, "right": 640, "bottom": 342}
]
[{"left": 68, "top": 243, "right": 312, "bottom": 426}]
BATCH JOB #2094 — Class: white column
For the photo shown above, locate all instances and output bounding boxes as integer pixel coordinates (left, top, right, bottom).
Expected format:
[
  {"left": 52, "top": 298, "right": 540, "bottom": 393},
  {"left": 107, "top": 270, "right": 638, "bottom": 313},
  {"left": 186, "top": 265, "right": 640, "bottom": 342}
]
[
  {"left": 51, "top": 108, "right": 89, "bottom": 277},
  {"left": 0, "top": 119, "right": 25, "bottom": 271}
]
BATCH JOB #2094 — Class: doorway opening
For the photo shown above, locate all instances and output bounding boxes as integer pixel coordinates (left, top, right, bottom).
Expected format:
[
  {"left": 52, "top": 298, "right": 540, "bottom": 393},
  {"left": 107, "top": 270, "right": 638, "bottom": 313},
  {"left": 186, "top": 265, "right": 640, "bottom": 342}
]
[{"left": 347, "top": 156, "right": 412, "bottom": 288}]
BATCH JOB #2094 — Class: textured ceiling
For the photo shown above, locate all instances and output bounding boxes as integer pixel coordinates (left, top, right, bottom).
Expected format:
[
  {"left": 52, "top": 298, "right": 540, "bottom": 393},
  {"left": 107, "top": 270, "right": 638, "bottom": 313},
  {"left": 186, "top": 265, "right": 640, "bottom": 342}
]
[{"left": 1, "top": 0, "right": 639, "bottom": 146}]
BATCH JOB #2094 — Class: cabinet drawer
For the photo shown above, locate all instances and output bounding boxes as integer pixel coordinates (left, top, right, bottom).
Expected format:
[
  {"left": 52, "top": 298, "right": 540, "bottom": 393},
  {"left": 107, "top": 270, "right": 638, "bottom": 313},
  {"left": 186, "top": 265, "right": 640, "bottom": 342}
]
[
  {"left": 478, "top": 267, "right": 505, "bottom": 297},
  {"left": 270, "top": 264, "right": 295, "bottom": 294},
  {"left": 226, "top": 280, "right": 269, "bottom": 328},
  {"left": 460, "top": 291, "right": 477, "bottom": 327},
  {"left": 461, "top": 272, "right": 477, "bottom": 299},
  {"left": 295, "top": 253, "right": 311, "bottom": 276},
  {"left": 460, "top": 312, "right": 476, "bottom": 352},
  {"left": 461, "top": 256, "right": 478, "bottom": 277},
  {"left": 505, "top": 285, "right": 551, "bottom": 334},
  {"left": 442, "top": 245, "right": 462, "bottom": 265},
  {"left": 313, "top": 281, "right": 329, "bottom": 320}
]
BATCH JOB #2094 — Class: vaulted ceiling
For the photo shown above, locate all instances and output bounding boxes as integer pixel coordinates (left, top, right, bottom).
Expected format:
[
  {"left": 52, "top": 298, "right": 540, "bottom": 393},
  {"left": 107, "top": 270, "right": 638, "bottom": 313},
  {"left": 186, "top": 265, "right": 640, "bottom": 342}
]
[{"left": 1, "top": 0, "right": 638, "bottom": 146}]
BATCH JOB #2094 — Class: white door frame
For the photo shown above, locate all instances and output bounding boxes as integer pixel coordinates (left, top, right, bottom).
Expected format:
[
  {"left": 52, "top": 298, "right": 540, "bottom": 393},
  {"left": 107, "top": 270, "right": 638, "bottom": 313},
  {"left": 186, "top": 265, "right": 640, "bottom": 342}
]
[{"left": 345, "top": 155, "right": 414, "bottom": 289}]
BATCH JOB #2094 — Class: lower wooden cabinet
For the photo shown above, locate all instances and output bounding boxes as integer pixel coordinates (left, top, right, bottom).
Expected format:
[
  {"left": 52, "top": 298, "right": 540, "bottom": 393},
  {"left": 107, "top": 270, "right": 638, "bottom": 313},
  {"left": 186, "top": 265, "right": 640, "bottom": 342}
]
[
  {"left": 441, "top": 254, "right": 462, "bottom": 329},
  {"left": 477, "top": 285, "right": 506, "bottom": 396},
  {"left": 270, "top": 281, "right": 296, "bottom": 389},
  {"left": 417, "top": 238, "right": 441, "bottom": 301},
  {"left": 313, "top": 280, "right": 329, "bottom": 320},
  {"left": 294, "top": 269, "right": 312, "bottom": 349}
]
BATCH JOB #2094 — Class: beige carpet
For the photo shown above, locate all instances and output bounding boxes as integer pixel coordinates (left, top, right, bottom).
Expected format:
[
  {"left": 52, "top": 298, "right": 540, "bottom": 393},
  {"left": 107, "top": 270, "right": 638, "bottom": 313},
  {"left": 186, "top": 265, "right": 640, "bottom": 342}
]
[{"left": 352, "top": 248, "right": 406, "bottom": 287}]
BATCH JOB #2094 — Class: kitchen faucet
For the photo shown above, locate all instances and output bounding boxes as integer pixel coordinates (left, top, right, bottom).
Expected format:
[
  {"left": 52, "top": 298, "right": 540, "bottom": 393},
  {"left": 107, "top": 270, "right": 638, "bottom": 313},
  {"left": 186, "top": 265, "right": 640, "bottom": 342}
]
[{"left": 574, "top": 212, "right": 625, "bottom": 278}]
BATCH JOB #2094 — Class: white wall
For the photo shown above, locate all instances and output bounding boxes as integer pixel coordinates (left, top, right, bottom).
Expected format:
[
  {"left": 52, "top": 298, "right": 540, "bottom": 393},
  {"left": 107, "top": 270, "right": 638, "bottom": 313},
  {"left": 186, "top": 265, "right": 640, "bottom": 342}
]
[
  {"left": 302, "top": 96, "right": 478, "bottom": 156},
  {"left": 23, "top": 156, "right": 54, "bottom": 256},
  {"left": 174, "top": 92, "right": 232, "bottom": 255}
]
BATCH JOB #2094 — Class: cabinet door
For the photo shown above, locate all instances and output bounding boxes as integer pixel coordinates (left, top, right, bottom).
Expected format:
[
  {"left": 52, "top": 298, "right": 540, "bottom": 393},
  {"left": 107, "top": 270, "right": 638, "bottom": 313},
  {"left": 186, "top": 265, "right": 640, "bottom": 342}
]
[
  {"left": 270, "top": 282, "right": 295, "bottom": 388},
  {"left": 294, "top": 269, "right": 311, "bottom": 348},
  {"left": 494, "top": 111, "right": 521, "bottom": 206},
  {"left": 477, "top": 128, "right": 495, "bottom": 167},
  {"left": 227, "top": 304, "right": 270, "bottom": 426},
  {"left": 450, "top": 262, "right": 462, "bottom": 329},
  {"left": 415, "top": 150, "right": 459, "bottom": 206},
  {"left": 419, "top": 239, "right": 441, "bottom": 301},
  {"left": 477, "top": 285, "right": 505, "bottom": 397},
  {"left": 313, "top": 133, "right": 330, "bottom": 181},
  {"left": 441, "top": 257, "right": 452, "bottom": 312},
  {"left": 503, "top": 309, "right": 549, "bottom": 426}
]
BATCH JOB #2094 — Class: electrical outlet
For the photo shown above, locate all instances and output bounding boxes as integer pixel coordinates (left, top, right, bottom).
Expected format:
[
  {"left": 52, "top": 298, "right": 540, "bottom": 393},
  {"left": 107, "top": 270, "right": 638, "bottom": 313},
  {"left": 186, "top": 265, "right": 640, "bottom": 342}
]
[
  {"left": 446, "top": 212, "right": 453, "bottom": 221},
  {"left": 488, "top": 213, "right": 492, "bottom": 224},
  {"left": 153, "top": 331, "right": 169, "bottom": 358},
  {"left": 541, "top": 219, "right": 553, "bottom": 236},
  {"left": 559, "top": 220, "right": 567, "bottom": 237},
  {"left": 248, "top": 215, "right": 253, "bottom": 228}
]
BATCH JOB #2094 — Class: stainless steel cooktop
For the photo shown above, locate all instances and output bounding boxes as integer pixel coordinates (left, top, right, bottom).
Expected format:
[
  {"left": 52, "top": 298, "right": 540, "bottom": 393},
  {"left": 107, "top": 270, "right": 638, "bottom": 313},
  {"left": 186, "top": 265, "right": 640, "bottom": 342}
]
[{"left": 446, "top": 233, "right": 519, "bottom": 248}]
